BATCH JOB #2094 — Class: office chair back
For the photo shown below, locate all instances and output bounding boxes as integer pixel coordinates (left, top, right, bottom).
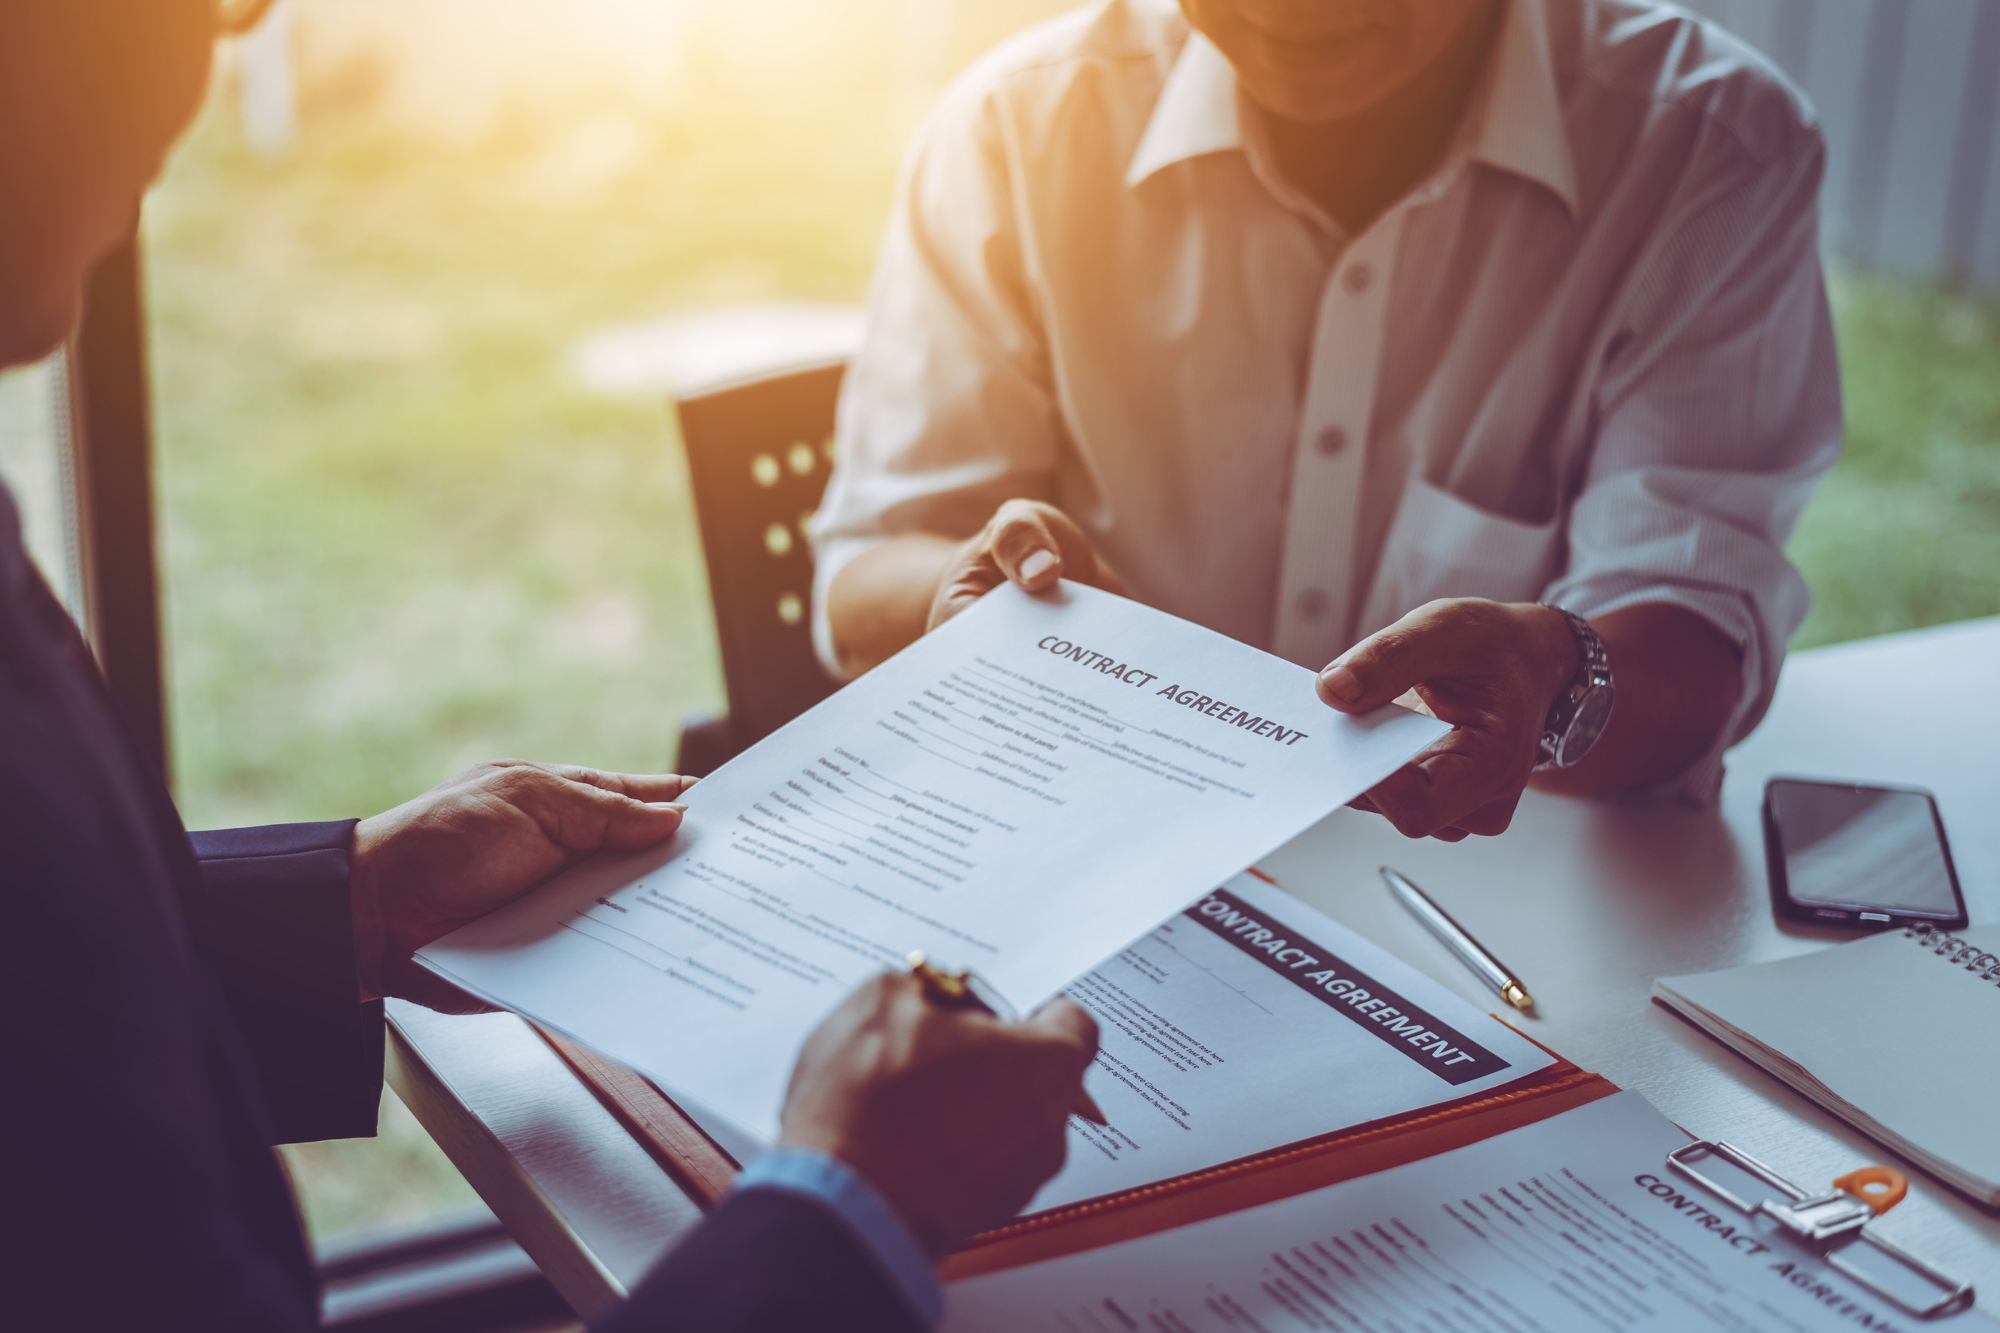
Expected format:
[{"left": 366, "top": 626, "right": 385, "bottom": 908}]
[{"left": 673, "top": 359, "right": 845, "bottom": 772}]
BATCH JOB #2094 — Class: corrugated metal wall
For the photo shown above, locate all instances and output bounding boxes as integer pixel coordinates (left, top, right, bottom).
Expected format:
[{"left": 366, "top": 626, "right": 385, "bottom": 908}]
[{"left": 1676, "top": 0, "right": 2000, "bottom": 289}]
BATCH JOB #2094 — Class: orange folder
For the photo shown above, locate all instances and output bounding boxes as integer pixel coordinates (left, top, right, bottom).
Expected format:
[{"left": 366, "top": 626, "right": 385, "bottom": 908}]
[{"left": 537, "top": 1021, "right": 1618, "bottom": 1280}]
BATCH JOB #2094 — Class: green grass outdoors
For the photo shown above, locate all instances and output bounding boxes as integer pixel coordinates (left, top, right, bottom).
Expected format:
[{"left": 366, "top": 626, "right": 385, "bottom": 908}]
[{"left": 73, "top": 5, "right": 2000, "bottom": 1241}]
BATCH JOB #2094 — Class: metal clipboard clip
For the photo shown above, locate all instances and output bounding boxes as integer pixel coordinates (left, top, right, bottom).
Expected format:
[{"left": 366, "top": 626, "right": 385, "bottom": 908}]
[{"left": 1667, "top": 1140, "right": 1976, "bottom": 1319}]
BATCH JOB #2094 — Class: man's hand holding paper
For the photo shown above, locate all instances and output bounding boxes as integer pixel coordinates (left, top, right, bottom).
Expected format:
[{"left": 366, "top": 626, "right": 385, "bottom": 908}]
[{"left": 416, "top": 581, "right": 1447, "bottom": 1145}]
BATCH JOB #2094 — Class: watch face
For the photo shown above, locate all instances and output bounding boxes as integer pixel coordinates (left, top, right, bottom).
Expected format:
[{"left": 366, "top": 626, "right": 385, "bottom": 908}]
[{"left": 1558, "top": 685, "right": 1616, "bottom": 767}]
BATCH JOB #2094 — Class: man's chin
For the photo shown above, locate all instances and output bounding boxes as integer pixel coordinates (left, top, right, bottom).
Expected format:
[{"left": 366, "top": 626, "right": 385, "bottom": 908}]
[
  {"left": 1227, "top": 22, "right": 1404, "bottom": 116},
  {"left": 1239, "top": 65, "right": 1398, "bottom": 125}
]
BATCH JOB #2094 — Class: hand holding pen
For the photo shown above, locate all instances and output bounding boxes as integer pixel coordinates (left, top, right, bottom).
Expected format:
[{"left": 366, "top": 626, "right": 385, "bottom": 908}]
[
  {"left": 906, "top": 951, "right": 1109, "bottom": 1124},
  {"left": 774, "top": 964, "right": 1102, "bottom": 1259}
]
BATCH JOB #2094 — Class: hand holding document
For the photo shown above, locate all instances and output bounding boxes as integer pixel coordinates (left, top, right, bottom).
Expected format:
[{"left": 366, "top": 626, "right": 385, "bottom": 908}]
[{"left": 417, "top": 582, "right": 1448, "bottom": 1142}]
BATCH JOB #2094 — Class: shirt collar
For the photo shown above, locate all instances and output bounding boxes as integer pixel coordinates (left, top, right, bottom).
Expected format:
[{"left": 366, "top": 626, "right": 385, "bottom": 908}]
[
  {"left": 1467, "top": 0, "right": 1578, "bottom": 217},
  {"left": 1123, "top": 30, "right": 1241, "bottom": 189},
  {"left": 1124, "top": 0, "right": 1579, "bottom": 218}
]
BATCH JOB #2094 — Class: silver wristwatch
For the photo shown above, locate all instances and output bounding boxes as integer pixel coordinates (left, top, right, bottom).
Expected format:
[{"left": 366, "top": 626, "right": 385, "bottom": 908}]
[{"left": 1535, "top": 606, "right": 1615, "bottom": 770}]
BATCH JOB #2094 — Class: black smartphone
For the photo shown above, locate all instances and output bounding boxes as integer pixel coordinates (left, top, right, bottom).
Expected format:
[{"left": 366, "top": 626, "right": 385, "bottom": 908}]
[{"left": 1763, "top": 777, "right": 1967, "bottom": 930}]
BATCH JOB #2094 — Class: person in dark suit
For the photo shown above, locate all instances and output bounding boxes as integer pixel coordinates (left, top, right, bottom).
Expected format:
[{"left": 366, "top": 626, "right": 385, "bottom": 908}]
[{"left": 0, "top": 3, "right": 1096, "bottom": 1330}]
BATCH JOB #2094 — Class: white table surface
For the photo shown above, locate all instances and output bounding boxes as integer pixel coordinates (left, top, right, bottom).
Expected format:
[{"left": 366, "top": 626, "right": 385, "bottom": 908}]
[{"left": 388, "top": 615, "right": 2000, "bottom": 1320}]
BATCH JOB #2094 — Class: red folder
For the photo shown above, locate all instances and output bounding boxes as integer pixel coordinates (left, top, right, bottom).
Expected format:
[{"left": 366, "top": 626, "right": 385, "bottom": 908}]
[{"left": 537, "top": 1020, "right": 1617, "bottom": 1278}]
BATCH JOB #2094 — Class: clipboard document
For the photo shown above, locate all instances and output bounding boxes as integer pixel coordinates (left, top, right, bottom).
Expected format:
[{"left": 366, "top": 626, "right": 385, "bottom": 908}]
[
  {"left": 416, "top": 582, "right": 1448, "bottom": 1141},
  {"left": 948, "top": 1092, "right": 1980, "bottom": 1332}
]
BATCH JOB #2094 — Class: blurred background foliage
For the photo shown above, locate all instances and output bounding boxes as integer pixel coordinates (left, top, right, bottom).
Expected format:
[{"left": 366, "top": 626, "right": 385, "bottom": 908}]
[{"left": 109, "top": 0, "right": 2000, "bottom": 1240}]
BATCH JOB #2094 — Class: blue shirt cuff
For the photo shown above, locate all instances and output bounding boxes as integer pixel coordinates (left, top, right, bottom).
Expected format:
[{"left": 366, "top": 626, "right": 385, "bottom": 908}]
[{"left": 734, "top": 1146, "right": 944, "bottom": 1328}]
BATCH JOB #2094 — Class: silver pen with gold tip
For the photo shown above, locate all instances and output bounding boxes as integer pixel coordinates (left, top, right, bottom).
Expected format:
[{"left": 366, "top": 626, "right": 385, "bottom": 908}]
[{"left": 1380, "top": 866, "right": 1535, "bottom": 1012}]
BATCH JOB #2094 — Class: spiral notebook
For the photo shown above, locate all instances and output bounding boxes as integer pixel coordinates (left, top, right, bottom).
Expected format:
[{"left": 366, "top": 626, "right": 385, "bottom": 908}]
[{"left": 1654, "top": 924, "right": 2000, "bottom": 1206}]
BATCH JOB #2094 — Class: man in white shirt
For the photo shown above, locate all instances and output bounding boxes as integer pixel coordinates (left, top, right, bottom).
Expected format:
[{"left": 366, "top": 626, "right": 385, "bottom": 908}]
[{"left": 813, "top": 0, "right": 1841, "bottom": 841}]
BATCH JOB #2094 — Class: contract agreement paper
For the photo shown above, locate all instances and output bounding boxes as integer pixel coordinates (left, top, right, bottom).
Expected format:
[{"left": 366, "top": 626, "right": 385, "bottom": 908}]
[
  {"left": 947, "top": 1092, "right": 1965, "bottom": 1332},
  {"left": 1036, "top": 874, "right": 1555, "bottom": 1211},
  {"left": 417, "top": 582, "right": 1448, "bottom": 1141}
]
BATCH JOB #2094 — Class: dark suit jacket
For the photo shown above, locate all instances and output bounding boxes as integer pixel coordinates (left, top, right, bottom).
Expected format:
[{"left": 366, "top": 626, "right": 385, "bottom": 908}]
[{"left": 0, "top": 487, "right": 923, "bottom": 1333}]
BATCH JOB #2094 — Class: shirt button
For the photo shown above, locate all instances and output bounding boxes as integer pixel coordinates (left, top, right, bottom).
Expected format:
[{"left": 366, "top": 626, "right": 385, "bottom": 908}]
[
  {"left": 1343, "top": 262, "right": 1373, "bottom": 294},
  {"left": 1295, "top": 587, "right": 1330, "bottom": 620},
  {"left": 1314, "top": 426, "right": 1347, "bottom": 457}
]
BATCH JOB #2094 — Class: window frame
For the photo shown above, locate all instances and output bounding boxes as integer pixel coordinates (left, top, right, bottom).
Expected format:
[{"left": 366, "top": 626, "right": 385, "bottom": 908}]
[{"left": 65, "top": 231, "right": 170, "bottom": 780}]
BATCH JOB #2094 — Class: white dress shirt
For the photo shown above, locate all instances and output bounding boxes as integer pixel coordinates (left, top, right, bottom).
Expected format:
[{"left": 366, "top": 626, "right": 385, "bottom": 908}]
[{"left": 812, "top": 0, "right": 1842, "bottom": 798}]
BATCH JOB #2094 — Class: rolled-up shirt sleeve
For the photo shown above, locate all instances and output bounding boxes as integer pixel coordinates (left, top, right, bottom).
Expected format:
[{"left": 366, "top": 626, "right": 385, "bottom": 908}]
[
  {"left": 810, "top": 70, "right": 1065, "bottom": 677},
  {"left": 1543, "top": 129, "right": 1841, "bottom": 802}
]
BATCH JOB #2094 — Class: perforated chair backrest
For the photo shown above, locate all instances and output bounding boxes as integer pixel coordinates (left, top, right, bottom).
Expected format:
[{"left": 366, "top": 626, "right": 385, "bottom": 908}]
[{"left": 674, "top": 359, "right": 845, "bottom": 752}]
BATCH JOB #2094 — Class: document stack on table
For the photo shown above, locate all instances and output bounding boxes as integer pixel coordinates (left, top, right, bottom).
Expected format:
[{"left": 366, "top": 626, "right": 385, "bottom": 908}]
[
  {"left": 532, "top": 870, "right": 1984, "bottom": 1330},
  {"left": 930, "top": 889, "right": 1988, "bottom": 1330},
  {"left": 416, "top": 582, "right": 1990, "bottom": 1329},
  {"left": 943, "top": 1088, "right": 1994, "bottom": 1332}
]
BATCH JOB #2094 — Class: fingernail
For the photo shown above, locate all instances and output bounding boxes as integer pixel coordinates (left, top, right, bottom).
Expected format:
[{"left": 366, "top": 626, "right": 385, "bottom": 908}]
[
  {"left": 1319, "top": 664, "right": 1362, "bottom": 703},
  {"left": 651, "top": 802, "right": 687, "bottom": 814},
  {"left": 1020, "top": 549, "right": 1058, "bottom": 583}
]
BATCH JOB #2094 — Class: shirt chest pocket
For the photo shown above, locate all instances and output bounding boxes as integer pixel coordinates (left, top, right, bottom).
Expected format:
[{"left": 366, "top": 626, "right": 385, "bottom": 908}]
[{"left": 1356, "top": 477, "right": 1565, "bottom": 639}]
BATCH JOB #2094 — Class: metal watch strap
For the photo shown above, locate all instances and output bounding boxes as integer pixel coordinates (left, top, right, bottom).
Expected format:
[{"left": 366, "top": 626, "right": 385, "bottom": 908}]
[{"left": 1535, "top": 605, "right": 1611, "bottom": 770}]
